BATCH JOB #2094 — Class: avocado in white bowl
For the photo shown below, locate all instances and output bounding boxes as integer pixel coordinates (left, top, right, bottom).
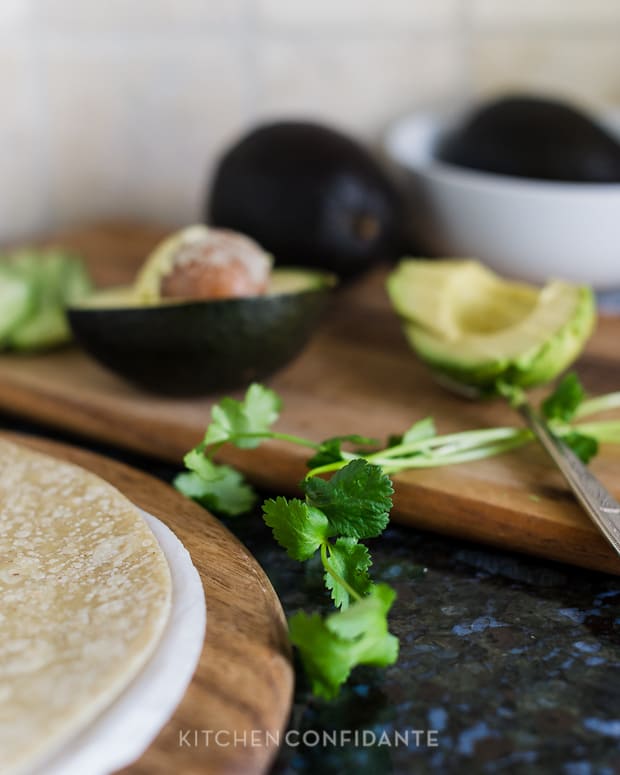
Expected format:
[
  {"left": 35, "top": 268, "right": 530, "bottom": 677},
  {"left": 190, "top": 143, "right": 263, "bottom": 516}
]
[{"left": 384, "top": 100, "right": 620, "bottom": 288}]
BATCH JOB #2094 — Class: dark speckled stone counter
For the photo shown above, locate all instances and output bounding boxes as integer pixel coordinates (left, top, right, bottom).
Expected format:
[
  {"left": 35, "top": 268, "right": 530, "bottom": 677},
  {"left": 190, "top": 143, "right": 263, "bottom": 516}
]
[
  {"left": 3, "top": 415, "right": 620, "bottom": 774},
  {"left": 240, "top": 519, "right": 620, "bottom": 775}
]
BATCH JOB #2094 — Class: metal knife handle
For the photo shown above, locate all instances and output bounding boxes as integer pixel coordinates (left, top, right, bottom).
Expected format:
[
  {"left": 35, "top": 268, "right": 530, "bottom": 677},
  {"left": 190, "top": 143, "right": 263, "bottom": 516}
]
[{"left": 518, "top": 401, "right": 620, "bottom": 557}]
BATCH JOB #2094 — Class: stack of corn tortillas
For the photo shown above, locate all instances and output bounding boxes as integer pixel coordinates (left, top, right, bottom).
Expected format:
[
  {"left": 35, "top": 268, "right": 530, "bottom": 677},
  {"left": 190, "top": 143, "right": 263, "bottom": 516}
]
[{"left": 0, "top": 439, "right": 173, "bottom": 775}]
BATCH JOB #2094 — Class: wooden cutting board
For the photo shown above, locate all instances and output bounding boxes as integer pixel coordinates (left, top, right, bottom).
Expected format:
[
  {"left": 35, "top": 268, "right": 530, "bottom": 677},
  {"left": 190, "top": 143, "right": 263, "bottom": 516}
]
[
  {"left": 1, "top": 223, "right": 620, "bottom": 575},
  {"left": 3, "top": 431, "right": 293, "bottom": 775}
]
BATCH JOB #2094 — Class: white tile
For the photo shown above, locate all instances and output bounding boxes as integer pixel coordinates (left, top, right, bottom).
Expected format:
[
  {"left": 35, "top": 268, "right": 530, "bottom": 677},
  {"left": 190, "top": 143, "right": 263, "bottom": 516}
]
[
  {"left": 257, "top": 0, "right": 460, "bottom": 29},
  {"left": 35, "top": 0, "right": 245, "bottom": 36},
  {"left": 254, "top": 37, "right": 462, "bottom": 136},
  {"left": 0, "top": 45, "right": 49, "bottom": 243},
  {"left": 471, "top": 0, "right": 620, "bottom": 27},
  {"left": 0, "top": 0, "right": 32, "bottom": 37},
  {"left": 472, "top": 36, "right": 620, "bottom": 108},
  {"left": 41, "top": 40, "right": 247, "bottom": 229}
]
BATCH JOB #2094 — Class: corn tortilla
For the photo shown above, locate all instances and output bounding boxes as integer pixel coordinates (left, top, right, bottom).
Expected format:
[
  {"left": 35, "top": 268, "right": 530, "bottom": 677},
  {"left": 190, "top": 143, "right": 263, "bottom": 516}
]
[{"left": 0, "top": 439, "right": 172, "bottom": 774}]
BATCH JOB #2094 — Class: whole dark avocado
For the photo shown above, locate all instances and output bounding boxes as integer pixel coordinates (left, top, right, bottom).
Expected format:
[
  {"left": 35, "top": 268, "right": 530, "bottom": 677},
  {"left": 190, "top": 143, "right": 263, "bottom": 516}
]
[
  {"left": 437, "top": 95, "right": 620, "bottom": 182},
  {"left": 208, "top": 121, "right": 404, "bottom": 277}
]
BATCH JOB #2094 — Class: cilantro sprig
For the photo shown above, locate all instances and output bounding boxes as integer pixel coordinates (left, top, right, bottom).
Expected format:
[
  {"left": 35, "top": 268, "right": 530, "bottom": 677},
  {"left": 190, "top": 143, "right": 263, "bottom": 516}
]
[
  {"left": 175, "top": 376, "right": 620, "bottom": 698},
  {"left": 263, "top": 474, "right": 398, "bottom": 699},
  {"left": 263, "top": 458, "right": 391, "bottom": 612}
]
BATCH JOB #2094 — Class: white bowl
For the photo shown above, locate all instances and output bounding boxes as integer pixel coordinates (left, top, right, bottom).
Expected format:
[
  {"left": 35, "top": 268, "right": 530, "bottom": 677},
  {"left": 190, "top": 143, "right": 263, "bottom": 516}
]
[{"left": 384, "top": 110, "right": 620, "bottom": 288}]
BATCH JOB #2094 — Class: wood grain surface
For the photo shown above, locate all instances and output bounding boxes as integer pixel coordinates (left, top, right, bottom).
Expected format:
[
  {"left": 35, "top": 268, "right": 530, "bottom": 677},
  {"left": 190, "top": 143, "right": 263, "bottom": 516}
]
[
  {"left": 1, "top": 223, "right": 620, "bottom": 575},
  {"left": 2, "top": 431, "right": 293, "bottom": 775}
]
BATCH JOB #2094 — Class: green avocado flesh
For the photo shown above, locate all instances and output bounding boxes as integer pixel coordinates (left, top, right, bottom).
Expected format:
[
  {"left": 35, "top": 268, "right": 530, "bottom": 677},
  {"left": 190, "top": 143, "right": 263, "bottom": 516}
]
[
  {"left": 73, "top": 268, "right": 335, "bottom": 309},
  {"left": 387, "top": 260, "right": 595, "bottom": 391}
]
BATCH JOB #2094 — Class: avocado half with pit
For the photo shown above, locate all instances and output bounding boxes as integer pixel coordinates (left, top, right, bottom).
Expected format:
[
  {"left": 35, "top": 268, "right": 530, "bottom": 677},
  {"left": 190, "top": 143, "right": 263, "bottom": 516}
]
[
  {"left": 387, "top": 260, "right": 595, "bottom": 392},
  {"left": 68, "top": 237, "right": 336, "bottom": 396}
]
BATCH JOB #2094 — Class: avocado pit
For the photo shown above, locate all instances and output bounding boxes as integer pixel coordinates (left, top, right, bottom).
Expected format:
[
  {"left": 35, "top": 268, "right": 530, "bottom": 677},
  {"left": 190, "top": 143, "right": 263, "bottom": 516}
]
[{"left": 159, "top": 229, "right": 271, "bottom": 301}]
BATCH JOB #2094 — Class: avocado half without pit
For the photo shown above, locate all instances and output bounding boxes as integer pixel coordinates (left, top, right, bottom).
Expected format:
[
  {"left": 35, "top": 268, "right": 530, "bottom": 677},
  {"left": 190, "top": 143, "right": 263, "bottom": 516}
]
[
  {"left": 387, "top": 260, "right": 595, "bottom": 393},
  {"left": 68, "top": 226, "right": 336, "bottom": 396}
]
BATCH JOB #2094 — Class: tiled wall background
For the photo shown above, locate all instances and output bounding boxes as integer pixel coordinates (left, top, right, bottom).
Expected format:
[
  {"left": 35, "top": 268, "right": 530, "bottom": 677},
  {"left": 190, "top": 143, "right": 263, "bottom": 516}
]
[{"left": 2, "top": 0, "right": 620, "bottom": 243}]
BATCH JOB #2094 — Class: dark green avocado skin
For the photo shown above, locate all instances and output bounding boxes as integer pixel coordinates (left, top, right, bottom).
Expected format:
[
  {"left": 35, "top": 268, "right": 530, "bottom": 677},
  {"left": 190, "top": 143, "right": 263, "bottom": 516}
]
[
  {"left": 208, "top": 121, "right": 404, "bottom": 277},
  {"left": 437, "top": 95, "right": 620, "bottom": 182},
  {"left": 68, "top": 288, "right": 331, "bottom": 396}
]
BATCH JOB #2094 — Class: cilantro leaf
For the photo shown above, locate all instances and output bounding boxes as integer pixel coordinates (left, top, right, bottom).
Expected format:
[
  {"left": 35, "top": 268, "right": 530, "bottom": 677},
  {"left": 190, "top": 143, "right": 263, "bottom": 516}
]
[
  {"left": 288, "top": 612, "right": 352, "bottom": 700},
  {"left": 174, "top": 449, "right": 256, "bottom": 516},
  {"left": 262, "top": 497, "right": 331, "bottom": 561},
  {"left": 402, "top": 417, "right": 436, "bottom": 445},
  {"left": 324, "top": 537, "right": 372, "bottom": 609},
  {"left": 542, "top": 373, "right": 585, "bottom": 422},
  {"left": 182, "top": 446, "right": 213, "bottom": 477},
  {"left": 289, "top": 583, "right": 399, "bottom": 699},
  {"left": 326, "top": 582, "right": 396, "bottom": 640},
  {"left": 307, "top": 435, "right": 378, "bottom": 469},
  {"left": 203, "top": 383, "right": 281, "bottom": 448},
  {"left": 173, "top": 471, "right": 255, "bottom": 516},
  {"left": 562, "top": 431, "right": 599, "bottom": 463},
  {"left": 387, "top": 417, "right": 436, "bottom": 448},
  {"left": 243, "top": 382, "right": 282, "bottom": 428},
  {"left": 302, "top": 459, "right": 393, "bottom": 539}
]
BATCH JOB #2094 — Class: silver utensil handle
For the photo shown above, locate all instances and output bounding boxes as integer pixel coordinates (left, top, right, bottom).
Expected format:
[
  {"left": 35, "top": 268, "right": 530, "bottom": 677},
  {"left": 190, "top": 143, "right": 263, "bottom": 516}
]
[{"left": 518, "top": 402, "right": 620, "bottom": 556}]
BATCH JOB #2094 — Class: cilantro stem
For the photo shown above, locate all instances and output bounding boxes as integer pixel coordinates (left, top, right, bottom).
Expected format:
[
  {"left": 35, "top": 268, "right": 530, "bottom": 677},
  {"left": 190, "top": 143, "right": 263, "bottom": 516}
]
[
  {"left": 320, "top": 542, "right": 363, "bottom": 603},
  {"left": 307, "top": 427, "right": 533, "bottom": 479},
  {"left": 575, "top": 392, "right": 620, "bottom": 419},
  {"left": 306, "top": 407, "right": 620, "bottom": 482},
  {"left": 307, "top": 460, "right": 349, "bottom": 478},
  {"left": 379, "top": 434, "right": 531, "bottom": 473},
  {"left": 367, "top": 426, "right": 525, "bottom": 462},
  {"left": 205, "top": 440, "right": 225, "bottom": 460},
  {"left": 270, "top": 432, "right": 321, "bottom": 449},
  {"left": 572, "top": 420, "right": 620, "bottom": 443},
  {"left": 213, "top": 431, "right": 320, "bottom": 449}
]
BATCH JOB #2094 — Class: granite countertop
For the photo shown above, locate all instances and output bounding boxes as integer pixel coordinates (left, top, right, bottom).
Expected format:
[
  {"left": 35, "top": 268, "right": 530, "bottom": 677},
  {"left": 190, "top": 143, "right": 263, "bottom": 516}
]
[
  {"left": 4, "top": 415, "right": 620, "bottom": 774},
  {"left": 249, "top": 519, "right": 620, "bottom": 775}
]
